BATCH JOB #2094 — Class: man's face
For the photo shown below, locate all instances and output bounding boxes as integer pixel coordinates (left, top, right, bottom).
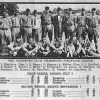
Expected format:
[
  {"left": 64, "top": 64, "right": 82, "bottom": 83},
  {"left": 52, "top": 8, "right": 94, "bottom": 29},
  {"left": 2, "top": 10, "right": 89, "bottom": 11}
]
[
  {"left": 29, "top": 38, "right": 34, "bottom": 44},
  {"left": 26, "top": 11, "right": 30, "bottom": 15},
  {"left": 3, "top": 12, "right": 8, "bottom": 17},
  {"left": 34, "top": 12, "right": 37, "bottom": 16},
  {"left": 72, "top": 37, "right": 76, "bottom": 41},
  {"left": 69, "top": 42, "right": 73, "bottom": 46},
  {"left": 69, "top": 11, "right": 72, "bottom": 14},
  {"left": 82, "top": 10, "right": 85, "bottom": 15},
  {"left": 16, "top": 38, "right": 23, "bottom": 44},
  {"left": 20, "top": 39, "right": 23, "bottom": 44},
  {"left": 58, "top": 11, "right": 61, "bottom": 15},
  {"left": 92, "top": 10, "right": 96, "bottom": 14},
  {"left": 46, "top": 9, "right": 49, "bottom": 14},
  {"left": 14, "top": 12, "right": 19, "bottom": 16},
  {"left": 43, "top": 39, "right": 46, "bottom": 43}
]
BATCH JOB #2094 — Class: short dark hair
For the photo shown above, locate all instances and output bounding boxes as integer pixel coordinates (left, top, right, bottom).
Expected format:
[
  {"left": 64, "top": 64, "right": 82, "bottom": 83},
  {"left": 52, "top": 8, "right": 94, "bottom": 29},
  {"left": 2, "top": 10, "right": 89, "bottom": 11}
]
[
  {"left": 33, "top": 10, "right": 37, "bottom": 14},
  {"left": 26, "top": 8, "right": 30, "bottom": 12},
  {"left": 45, "top": 6, "right": 49, "bottom": 10},
  {"left": 81, "top": 8, "right": 85, "bottom": 11},
  {"left": 91, "top": 8, "right": 96, "bottom": 11},
  {"left": 57, "top": 7, "right": 61, "bottom": 12},
  {"left": 69, "top": 8, "right": 72, "bottom": 11}
]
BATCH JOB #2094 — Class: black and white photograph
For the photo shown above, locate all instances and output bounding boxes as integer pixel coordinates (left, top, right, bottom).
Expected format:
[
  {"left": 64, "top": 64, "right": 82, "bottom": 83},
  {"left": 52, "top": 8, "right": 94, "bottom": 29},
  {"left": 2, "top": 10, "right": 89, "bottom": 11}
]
[
  {"left": 1, "top": 1, "right": 100, "bottom": 100},
  {"left": 0, "top": 3, "right": 100, "bottom": 58}
]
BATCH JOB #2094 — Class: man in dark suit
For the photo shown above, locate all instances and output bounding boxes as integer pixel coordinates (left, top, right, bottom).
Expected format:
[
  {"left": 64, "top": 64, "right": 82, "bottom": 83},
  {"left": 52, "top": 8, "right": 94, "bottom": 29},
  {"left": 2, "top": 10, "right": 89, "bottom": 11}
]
[
  {"left": 41, "top": 6, "right": 53, "bottom": 43},
  {"left": 65, "top": 8, "right": 77, "bottom": 39},
  {"left": 53, "top": 7, "right": 63, "bottom": 41}
]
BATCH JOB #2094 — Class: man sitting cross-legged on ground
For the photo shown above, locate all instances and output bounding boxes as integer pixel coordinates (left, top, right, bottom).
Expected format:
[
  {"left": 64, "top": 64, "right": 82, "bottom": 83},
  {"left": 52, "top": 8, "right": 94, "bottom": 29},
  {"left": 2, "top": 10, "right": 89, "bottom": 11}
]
[
  {"left": 22, "top": 37, "right": 39, "bottom": 57},
  {"left": 38, "top": 38, "right": 50, "bottom": 57},
  {"left": 64, "top": 38, "right": 75, "bottom": 57},
  {"left": 7, "top": 38, "right": 23, "bottom": 57},
  {"left": 79, "top": 32, "right": 100, "bottom": 57},
  {"left": 64, "top": 36, "right": 81, "bottom": 57},
  {"left": 50, "top": 37, "right": 64, "bottom": 57},
  {"left": 79, "top": 32, "right": 91, "bottom": 57}
]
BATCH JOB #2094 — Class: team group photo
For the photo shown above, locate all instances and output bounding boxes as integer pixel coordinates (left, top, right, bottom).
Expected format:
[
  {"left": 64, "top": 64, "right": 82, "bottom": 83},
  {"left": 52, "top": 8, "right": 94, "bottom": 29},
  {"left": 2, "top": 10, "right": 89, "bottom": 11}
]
[{"left": 0, "top": 3, "right": 100, "bottom": 58}]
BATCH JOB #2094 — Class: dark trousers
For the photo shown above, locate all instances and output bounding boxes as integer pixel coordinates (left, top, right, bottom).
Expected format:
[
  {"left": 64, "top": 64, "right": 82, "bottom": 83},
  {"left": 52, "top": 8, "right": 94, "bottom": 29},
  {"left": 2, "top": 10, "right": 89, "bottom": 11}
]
[
  {"left": 65, "top": 25, "right": 76, "bottom": 39},
  {"left": 88, "top": 27, "right": 99, "bottom": 51},
  {"left": 21, "top": 27, "right": 32, "bottom": 43},
  {"left": 32, "top": 28, "right": 41, "bottom": 42},
  {"left": 42, "top": 24, "right": 53, "bottom": 42},
  {"left": 76, "top": 26, "right": 86, "bottom": 40},
  {"left": 54, "top": 25, "right": 63, "bottom": 40},
  {"left": 88, "top": 27, "right": 99, "bottom": 43}
]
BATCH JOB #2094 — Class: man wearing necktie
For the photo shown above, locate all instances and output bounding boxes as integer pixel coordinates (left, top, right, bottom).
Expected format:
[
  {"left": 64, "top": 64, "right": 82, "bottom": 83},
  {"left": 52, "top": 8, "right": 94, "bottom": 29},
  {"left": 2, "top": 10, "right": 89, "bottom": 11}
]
[
  {"left": 32, "top": 10, "right": 41, "bottom": 43},
  {"left": 11, "top": 9, "right": 21, "bottom": 42},
  {"left": 65, "top": 8, "right": 77, "bottom": 39},
  {"left": 0, "top": 9, "right": 12, "bottom": 46},
  {"left": 53, "top": 7, "right": 63, "bottom": 41},
  {"left": 21, "top": 9, "right": 33, "bottom": 43},
  {"left": 86, "top": 8, "right": 99, "bottom": 54},
  {"left": 41, "top": 6, "right": 53, "bottom": 43}
]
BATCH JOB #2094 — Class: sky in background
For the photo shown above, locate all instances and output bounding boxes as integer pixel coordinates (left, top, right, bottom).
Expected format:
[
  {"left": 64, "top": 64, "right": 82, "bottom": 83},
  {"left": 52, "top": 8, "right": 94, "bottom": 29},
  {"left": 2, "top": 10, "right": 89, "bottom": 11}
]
[{"left": 18, "top": 4, "right": 100, "bottom": 12}]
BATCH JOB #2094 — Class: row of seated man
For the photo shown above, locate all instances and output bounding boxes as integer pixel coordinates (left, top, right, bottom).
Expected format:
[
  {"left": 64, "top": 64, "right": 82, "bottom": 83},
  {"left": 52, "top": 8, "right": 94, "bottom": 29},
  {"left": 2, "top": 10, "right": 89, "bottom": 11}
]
[{"left": 1, "top": 31, "right": 97, "bottom": 58}]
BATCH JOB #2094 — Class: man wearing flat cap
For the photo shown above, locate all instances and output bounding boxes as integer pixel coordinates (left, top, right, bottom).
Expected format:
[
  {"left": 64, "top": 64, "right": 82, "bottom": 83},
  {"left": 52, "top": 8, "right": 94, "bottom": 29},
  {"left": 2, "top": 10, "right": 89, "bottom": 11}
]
[
  {"left": 76, "top": 8, "right": 88, "bottom": 41},
  {"left": 65, "top": 8, "right": 77, "bottom": 39},
  {"left": 41, "top": 6, "right": 53, "bottom": 43},
  {"left": 86, "top": 8, "right": 99, "bottom": 53},
  {"left": 0, "top": 9, "right": 12, "bottom": 46},
  {"left": 21, "top": 8, "right": 33, "bottom": 43},
  {"left": 11, "top": 9, "right": 21, "bottom": 42},
  {"left": 32, "top": 10, "right": 41, "bottom": 43}
]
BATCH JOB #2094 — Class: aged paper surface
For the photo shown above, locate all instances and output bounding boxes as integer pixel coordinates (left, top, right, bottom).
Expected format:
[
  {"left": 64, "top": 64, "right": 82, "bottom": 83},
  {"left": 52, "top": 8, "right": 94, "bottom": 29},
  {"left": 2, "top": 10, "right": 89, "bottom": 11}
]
[{"left": 0, "top": 1, "right": 100, "bottom": 100}]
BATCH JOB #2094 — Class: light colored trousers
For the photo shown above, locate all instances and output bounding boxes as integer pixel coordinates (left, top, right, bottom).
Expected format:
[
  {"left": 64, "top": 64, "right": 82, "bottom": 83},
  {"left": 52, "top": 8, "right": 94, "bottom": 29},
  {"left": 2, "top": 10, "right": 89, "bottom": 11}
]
[
  {"left": 0, "top": 29, "right": 12, "bottom": 45},
  {"left": 11, "top": 27, "right": 20, "bottom": 42}
]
